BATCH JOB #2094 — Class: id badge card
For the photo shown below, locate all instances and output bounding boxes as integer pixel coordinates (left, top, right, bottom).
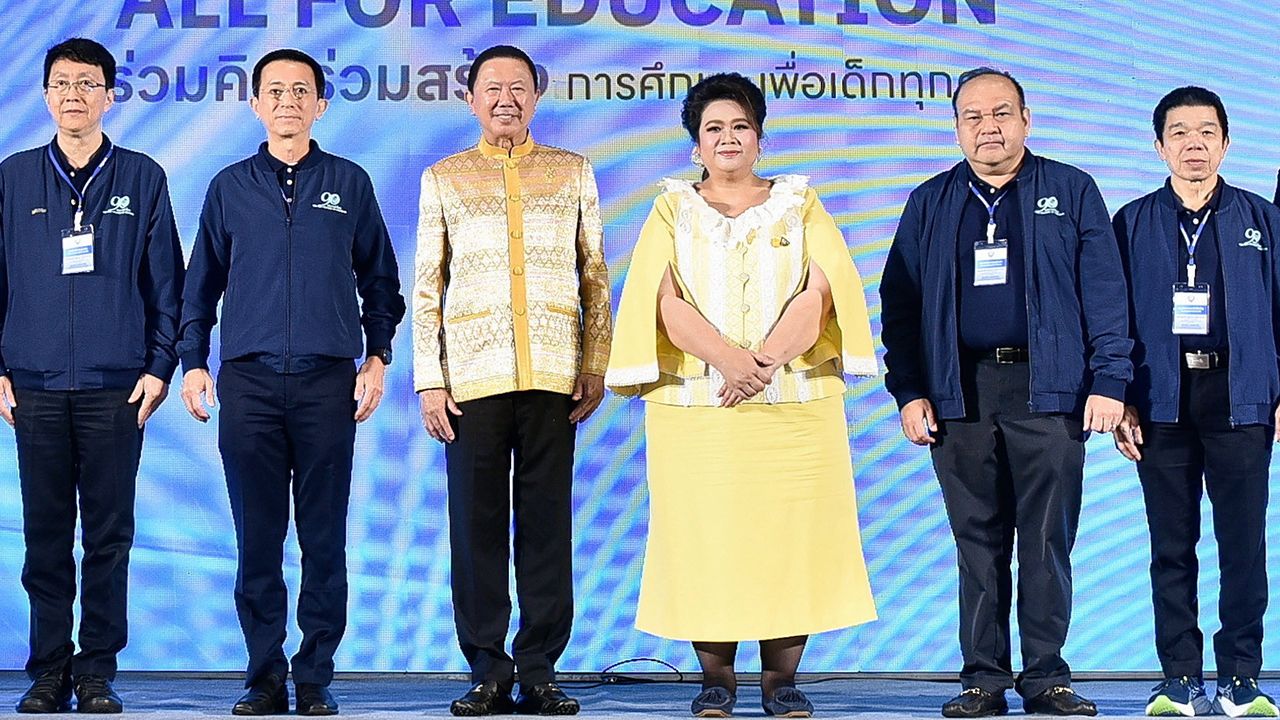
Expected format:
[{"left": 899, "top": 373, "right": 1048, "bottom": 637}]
[
  {"left": 60, "top": 225, "right": 95, "bottom": 275},
  {"left": 1172, "top": 282, "right": 1210, "bottom": 335},
  {"left": 973, "top": 239, "right": 1008, "bottom": 287}
]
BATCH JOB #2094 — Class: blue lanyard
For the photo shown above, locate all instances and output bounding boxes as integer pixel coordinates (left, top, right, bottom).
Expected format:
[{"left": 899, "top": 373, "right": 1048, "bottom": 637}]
[
  {"left": 47, "top": 143, "right": 113, "bottom": 231},
  {"left": 969, "top": 182, "right": 1009, "bottom": 244},
  {"left": 1179, "top": 209, "right": 1212, "bottom": 286}
]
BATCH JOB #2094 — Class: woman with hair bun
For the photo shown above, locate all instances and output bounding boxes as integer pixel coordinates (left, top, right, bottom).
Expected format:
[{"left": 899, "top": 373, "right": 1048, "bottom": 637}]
[{"left": 606, "top": 72, "right": 878, "bottom": 718}]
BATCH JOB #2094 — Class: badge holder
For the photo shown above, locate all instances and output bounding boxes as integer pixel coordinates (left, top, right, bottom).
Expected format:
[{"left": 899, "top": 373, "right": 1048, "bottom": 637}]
[
  {"left": 974, "top": 237, "right": 1009, "bottom": 287},
  {"left": 61, "top": 224, "right": 95, "bottom": 275},
  {"left": 1171, "top": 282, "right": 1210, "bottom": 335}
]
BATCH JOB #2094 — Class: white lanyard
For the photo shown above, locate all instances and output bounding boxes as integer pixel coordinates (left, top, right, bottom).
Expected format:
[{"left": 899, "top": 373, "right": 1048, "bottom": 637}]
[
  {"left": 1180, "top": 209, "right": 1212, "bottom": 287},
  {"left": 969, "top": 182, "right": 1009, "bottom": 244}
]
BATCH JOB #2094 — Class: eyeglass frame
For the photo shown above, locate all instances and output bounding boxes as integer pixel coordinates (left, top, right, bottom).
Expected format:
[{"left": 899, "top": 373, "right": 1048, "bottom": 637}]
[
  {"left": 44, "top": 79, "right": 111, "bottom": 95},
  {"left": 261, "top": 85, "right": 317, "bottom": 102}
]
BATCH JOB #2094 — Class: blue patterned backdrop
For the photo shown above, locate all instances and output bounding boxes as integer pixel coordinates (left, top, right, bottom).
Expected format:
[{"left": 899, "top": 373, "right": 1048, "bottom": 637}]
[{"left": 0, "top": 0, "right": 1277, "bottom": 674}]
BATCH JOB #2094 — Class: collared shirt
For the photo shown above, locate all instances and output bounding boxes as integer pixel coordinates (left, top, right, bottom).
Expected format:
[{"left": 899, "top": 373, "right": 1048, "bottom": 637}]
[
  {"left": 955, "top": 159, "right": 1029, "bottom": 351},
  {"left": 1171, "top": 178, "right": 1227, "bottom": 352},
  {"left": 259, "top": 140, "right": 303, "bottom": 205},
  {"left": 50, "top": 134, "right": 112, "bottom": 196},
  {"left": 413, "top": 133, "right": 612, "bottom": 402}
]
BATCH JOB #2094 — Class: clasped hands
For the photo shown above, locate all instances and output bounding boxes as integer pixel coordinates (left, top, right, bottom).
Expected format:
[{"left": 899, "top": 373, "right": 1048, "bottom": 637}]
[{"left": 713, "top": 347, "right": 778, "bottom": 408}]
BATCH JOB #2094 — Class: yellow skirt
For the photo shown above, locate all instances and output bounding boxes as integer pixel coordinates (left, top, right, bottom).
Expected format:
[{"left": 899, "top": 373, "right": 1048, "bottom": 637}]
[{"left": 637, "top": 395, "right": 877, "bottom": 641}]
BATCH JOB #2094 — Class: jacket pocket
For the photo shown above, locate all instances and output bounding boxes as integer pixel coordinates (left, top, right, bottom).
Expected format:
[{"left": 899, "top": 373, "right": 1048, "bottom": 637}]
[{"left": 447, "top": 308, "right": 492, "bottom": 324}]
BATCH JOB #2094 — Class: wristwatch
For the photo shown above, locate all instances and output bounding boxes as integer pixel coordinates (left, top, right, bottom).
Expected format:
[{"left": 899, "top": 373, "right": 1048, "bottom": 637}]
[{"left": 370, "top": 348, "right": 393, "bottom": 366}]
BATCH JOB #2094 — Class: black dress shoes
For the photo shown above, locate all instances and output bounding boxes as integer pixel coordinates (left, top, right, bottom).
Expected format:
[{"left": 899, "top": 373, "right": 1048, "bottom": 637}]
[
  {"left": 941, "top": 687, "right": 1008, "bottom": 718},
  {"left": 16, "top": 667, "right": 72, "bottom": 713},
  {"left": 1022, "top": 686, "right": 1097, "bottom": 716},
  {"left": 296, "top": 683, "right": 339, "bottom": 716},
  {"left": 232, "top": 673, "right": 289, "bottom": 716},
  {"left": 514, "top": 683, "right": 580, "bottom": 716},
  {"left": 72, "top": 675, "right": 123, "bottom": 714},
  {"left": 451, "top": 680, "right": 515, "bottom": 716}
]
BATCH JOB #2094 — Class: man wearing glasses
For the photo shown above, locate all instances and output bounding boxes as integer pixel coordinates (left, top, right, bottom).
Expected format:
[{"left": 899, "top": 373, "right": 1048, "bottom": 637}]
[
  {"left": 177, "top": 48, "right": 404, "bottom": 716},
  {"left": 881, "top": 67, "right": 1131, "bottom": 718},
  {"left": 0, "top": 38, "right": 184, "bottom": 713}
]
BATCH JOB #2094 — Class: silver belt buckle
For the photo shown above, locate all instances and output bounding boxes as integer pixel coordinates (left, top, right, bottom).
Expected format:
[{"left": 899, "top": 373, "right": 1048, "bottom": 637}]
[
  {"left": 1185, "top": 352, "right": 1211, "bottom": 370},
  {"left": 995, "top": 348, "right": 1019, "bottom": 364}
]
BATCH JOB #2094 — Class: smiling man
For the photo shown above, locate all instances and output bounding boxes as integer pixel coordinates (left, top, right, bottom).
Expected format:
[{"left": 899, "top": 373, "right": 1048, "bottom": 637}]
[
  {"left": 176, "top": 48, "right": 404, "bottom": 716},
  {"left": 881, "top": 67, "right": 1132, "bottom": 718},
  {"left": 1112, "top": 87, "right": 1280, "bottom": 718},
  {"left": 413, "top": 44, "right": 611, "bottom": 716},
  {"left": 0, "top": 38, "right": 184, "bottom": 715}
]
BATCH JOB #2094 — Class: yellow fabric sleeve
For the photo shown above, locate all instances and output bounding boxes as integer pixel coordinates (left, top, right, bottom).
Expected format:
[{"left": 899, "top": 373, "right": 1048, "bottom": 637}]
[
  {"left": 792, "top": 189, "right": 878, "bottom": 377},
  {"left": 604, "top": 194, "right": 685, "bottom": 396}
]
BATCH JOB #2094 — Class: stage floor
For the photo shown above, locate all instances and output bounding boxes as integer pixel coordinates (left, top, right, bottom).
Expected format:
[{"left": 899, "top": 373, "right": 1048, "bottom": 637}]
[{"left": 0, "top": 672, "right": 1223, "bottom": 717}]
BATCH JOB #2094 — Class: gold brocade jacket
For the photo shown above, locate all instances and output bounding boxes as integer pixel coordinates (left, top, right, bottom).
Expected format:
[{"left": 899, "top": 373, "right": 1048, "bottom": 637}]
[{"left": 413, "top": 134, "right": 612, "bottom": 402}]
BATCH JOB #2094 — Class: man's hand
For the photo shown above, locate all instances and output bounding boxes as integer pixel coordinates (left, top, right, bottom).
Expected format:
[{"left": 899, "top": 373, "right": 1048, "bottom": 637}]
[
  {"left": 899, "top": 397, "right": 937, "bottom": 446},
  {"left": 180, "top": 368, "right": 216, "bottom": 422},
  {"left": 353, "top": 356, "right": 386, "bottom": 422},
  {"left": 1083, "top": 394, "right": 1124, "bottom": 433},
  {"left": 1274, "top": 404, "right": 1280, "bottom": 443},
  {"left": 1114, "top": 405, "right": 1144, "bottom": 461},
  {"left": 420, "top": 388, "right": 462, "bottom": 443},
  {"left": 569, "top": 373, "right": 604, "bottom": 424},
  {"left": 128, "top": 373, "right": 169, "bottom": 428},
  {"left": 0, "top": 376, "right": 16, "bottom": 427}
]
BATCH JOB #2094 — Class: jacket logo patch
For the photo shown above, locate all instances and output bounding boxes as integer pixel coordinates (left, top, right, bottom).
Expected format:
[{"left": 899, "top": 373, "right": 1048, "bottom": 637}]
[
  {"left": 30, "top": 208, "right": 46, "bottom": 215},
  {"left": 312, "top": 192, "right": 347, "bottom": 214},
  {"left": 104, "top": 195, "right": 134, "bottom": 216},
  {"left": 1240, "top": 228, "right": 1268, "bottom": 252},
  {"left": 1034, "top": 196, "right": 1065, "bottom": 216}
]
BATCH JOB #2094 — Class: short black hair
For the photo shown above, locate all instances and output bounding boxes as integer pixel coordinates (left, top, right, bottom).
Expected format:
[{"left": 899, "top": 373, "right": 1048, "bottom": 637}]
[
  {"left": 45, "top": 38, "right": 116, "bottom": 89},
  {"left": 952, "top": 66, "right": 1025, "bottom": 116},
  {"left": 680, "top": 72, "right": 767, "bottom": 143},
  {"left": 1153, "top": 86, "right": 1229, "bottom": 141},
  {"left": 252, "top": 49, "right": 325, "bottom": 97},
  {"left": 467, "top": 45, "right": 539, "bottom": 93}
]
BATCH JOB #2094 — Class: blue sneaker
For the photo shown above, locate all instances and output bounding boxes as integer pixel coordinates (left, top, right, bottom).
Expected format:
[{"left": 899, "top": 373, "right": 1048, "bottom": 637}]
[
  {"left": 1213, "top": 677, "right": 1279, "bottom": 717},
  {"left": 1145, "top": 676, "right": 1211, "bottom": 716},
  {"left": 762, "top": 686, "right": 813, "bottom": 718},
  {"left": 690, "top": 686, "right": 735, "bottom": 718}
]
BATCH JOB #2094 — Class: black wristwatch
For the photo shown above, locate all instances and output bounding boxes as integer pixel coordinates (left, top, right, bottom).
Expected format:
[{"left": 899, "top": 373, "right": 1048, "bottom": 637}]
[{"left": 369, "top": 348, "right": 393, "bottom": 366}]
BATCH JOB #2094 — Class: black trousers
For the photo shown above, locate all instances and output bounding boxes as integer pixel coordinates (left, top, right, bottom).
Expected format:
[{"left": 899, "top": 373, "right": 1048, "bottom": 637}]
[
  {"left": 445, "top": 390, "right": 576, "bottom": 691},
  {"left": 1136, "top": 365, "right": 1271, "bottom": 679},
  {"left": 217, "top": 359, "right": 356, "bottom": 687},
  {"left": 14, "top": 387, "right": 140, "bottom": 681},
  {"left": 930, "top": 358, "right": 1084, "bottom": 698}
]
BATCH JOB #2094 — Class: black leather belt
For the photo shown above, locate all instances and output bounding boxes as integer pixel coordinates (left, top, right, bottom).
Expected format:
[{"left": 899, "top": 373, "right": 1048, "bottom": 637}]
[
  {"left": 1183, "top": 349, "right": 1227, "bottom": 370},
  {"left": 975, "top": 347, "right": 1030, "bottom": 364}
]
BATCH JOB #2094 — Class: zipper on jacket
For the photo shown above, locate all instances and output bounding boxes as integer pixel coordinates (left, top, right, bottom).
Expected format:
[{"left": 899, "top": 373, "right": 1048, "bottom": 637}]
[
  {"left": 1221, "top": 217, "right": 1234, "bottom": 427},
  {"left": 284, "top": 189, "right": 293, "bottom": 374},
  {"left": 68, "top": 277, "right": 75, "bottom": 388}
]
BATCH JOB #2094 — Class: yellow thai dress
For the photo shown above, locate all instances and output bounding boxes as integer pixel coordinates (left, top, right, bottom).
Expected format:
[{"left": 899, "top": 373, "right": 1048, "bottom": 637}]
[{"left": 605, "top": 175, "right": 878, "bottom": 640}]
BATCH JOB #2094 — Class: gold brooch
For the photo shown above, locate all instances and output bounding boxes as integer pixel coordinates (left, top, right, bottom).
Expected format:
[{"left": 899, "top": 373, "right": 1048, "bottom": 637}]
[{"left": 771, "top": 236, "right": 790, "bottom": 247}]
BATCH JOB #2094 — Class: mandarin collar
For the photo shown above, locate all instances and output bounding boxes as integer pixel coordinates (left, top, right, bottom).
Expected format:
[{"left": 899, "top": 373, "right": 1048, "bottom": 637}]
[{"left": 478, "top": 132, "right": 535, "bottom": 160}]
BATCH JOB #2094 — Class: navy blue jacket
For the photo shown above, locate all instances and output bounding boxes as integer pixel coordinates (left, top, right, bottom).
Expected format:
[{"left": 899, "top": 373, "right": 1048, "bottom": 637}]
[
  {"left": 0, "top": 138, "right": 184, "bottom": 390},
  {"left": 1114, "top": 180, "right": 1280, "bottom": 425},
  {"left": 178, "top": 143, "right": 405, "bottom": 373},
  {"left": 881, "top": 152, "right": 1133, "bottom": 418}
]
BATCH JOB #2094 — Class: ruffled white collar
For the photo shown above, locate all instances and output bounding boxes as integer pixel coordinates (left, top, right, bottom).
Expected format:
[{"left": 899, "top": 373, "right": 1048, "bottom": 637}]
[{"left": 660, "top": 174, "right": 809, "bottom": 248}]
